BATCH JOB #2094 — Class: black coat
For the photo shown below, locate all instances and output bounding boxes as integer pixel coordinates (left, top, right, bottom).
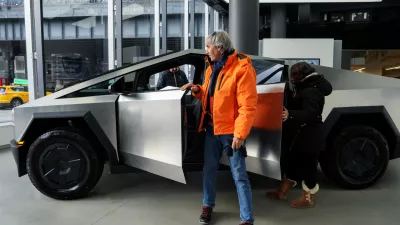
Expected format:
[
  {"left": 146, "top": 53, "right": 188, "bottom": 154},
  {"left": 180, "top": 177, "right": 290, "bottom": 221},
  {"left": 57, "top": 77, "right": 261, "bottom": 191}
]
[
  {"left": 156, "top": 70, "right": 189, "bottom": 90},
  {"left": 282, "top": 73, "right": 333, "bottom": 153}
]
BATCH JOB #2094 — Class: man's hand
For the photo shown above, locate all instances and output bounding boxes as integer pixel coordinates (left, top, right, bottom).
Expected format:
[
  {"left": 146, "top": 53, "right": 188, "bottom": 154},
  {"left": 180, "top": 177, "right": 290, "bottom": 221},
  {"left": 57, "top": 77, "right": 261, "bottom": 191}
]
[
  {"left": 232, "top": 136, "right": 244, "bottom": 150},
  {"left": 282, "top": 106, "right": 289, "bottom": 122},
  {"left": 180, "top": 83, "right": 199, "bottom": 93}
]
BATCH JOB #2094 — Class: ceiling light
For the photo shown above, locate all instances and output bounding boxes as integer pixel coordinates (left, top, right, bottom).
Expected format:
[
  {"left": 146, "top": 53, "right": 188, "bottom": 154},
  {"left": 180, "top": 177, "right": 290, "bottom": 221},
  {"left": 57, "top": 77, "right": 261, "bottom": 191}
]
[
  {"left": 385, "top": 66, "right": 400, "bottom": 71},
  {"left": 354, "top": 68, "right": 365, "bottom": 72}
]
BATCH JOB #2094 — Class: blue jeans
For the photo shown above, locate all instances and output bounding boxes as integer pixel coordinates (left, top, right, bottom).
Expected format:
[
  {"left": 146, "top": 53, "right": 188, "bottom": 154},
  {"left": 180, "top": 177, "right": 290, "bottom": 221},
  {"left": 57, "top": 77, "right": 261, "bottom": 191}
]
[{"left": 203, "top": 125, "right": 254, "bottom": 223}]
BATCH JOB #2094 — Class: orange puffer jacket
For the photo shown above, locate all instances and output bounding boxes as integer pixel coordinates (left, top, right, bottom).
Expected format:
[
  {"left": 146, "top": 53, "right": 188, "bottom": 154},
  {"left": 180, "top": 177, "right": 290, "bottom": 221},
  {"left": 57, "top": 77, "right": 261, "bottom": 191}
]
[{"left": 193, "top": 50, "right": 258, "bottom": 140}]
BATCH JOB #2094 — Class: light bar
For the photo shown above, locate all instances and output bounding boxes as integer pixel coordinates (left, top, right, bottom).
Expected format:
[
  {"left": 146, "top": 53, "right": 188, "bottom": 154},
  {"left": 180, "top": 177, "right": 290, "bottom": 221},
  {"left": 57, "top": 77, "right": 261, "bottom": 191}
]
[
  {"left": 223, "top": 0, "right": 382, "bottom": 3},
  {"left": 354, "top": 68, "right": 365, "bottom": 72},
  {"left": 385, "top": 66, "right": 400, "bottom": 71}
]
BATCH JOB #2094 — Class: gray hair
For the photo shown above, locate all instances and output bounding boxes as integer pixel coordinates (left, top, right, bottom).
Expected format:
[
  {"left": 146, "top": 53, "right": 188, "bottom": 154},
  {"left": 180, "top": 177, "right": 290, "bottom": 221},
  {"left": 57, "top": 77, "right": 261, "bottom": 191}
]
[{"left": 206, "top": 30, "right": 234, "bottom": 52}]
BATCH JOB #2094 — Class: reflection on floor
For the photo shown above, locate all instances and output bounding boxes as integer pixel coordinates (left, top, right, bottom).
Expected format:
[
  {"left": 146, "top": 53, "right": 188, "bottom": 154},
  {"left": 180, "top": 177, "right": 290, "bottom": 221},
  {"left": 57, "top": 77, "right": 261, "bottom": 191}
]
[{"left": 1, "top": 148, "right": 399, "bottom": 225}]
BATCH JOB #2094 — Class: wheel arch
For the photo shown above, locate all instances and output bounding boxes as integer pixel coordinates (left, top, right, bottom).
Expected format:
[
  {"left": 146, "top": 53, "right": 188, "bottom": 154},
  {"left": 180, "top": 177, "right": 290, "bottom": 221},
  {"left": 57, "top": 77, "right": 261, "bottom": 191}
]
[
  {"left": 15, "top": 111, "right": 119, "bottom": 177},
  {"left": 11, "top": 97, "right": 23, "bottom": 104},
  {"left": 323, "top": 106, "right": 400, "bottom": 159}
]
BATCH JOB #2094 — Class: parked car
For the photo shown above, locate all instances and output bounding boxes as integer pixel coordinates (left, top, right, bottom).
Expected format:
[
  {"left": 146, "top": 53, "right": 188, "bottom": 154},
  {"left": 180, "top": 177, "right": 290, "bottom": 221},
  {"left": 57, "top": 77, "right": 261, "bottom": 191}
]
[
  {"left": 10, "top": 49, "right": 400, "bottom": 200},
  {"left": 0, "top": 85, "right": 52, "bottom": 108}
]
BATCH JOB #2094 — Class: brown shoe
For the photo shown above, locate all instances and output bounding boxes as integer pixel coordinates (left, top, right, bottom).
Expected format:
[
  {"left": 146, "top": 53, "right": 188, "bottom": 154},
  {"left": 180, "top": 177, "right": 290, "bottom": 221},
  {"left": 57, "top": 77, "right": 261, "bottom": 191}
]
[
  {"left": 265, "top": 178, "right": 297, "bottom": 200},
  {"left": 290, "top": 181, "right": 319, "bottom": 209}
]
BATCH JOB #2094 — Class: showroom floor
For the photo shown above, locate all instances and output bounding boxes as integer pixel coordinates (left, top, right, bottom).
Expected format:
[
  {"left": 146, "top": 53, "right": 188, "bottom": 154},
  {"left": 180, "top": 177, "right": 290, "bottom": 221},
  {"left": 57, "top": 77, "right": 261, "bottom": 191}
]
[{"left": 1, "top": 148, "right": 399, "bottom": 225}]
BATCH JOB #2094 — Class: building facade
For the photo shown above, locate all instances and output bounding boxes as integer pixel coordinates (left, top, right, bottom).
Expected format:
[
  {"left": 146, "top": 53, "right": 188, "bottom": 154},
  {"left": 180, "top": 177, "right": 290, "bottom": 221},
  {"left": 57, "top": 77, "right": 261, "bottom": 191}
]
[{"left": 0, "top": 0, "right": 226, "bottom": 96}]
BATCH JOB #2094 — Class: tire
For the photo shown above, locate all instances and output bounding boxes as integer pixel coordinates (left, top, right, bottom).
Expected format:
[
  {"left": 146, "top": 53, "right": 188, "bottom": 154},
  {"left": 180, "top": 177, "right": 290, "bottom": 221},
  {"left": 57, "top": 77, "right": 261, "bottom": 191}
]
[
  {"left": 11, "top": 98, "right": 23, "bottom": 108},
  {"left": 26, "top": 129, "right": 104, "bottom": 200},
  {"left": 320, "top": 126, "right": 389, "bottom": 189}
]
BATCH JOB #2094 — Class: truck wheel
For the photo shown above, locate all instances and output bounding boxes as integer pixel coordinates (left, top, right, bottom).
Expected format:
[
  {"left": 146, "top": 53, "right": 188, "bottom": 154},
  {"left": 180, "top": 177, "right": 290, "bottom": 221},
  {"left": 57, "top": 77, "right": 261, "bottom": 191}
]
[
  {"left": 320, "top": 126, "right": 389, "bottom": 189},
  {"left": 26, "top": 129, "right": 104, "bottom": 200}
]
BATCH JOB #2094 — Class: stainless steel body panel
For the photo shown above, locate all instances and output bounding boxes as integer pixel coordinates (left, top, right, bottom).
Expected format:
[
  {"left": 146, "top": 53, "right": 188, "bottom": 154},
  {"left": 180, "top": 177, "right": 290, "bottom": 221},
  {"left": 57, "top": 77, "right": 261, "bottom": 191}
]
[
  {"left": 221, "top": 83, "right": 285, "bottom": 180},
  {"left": 117, "top": 90, "right": 186, "bottom": 183},
  {"left": 13, "top": 95, "right": 119, "bottom": 152},
  {"left": 12, "top": 49, "right": 283, "bottom": 142},
  {"left": 323, "top": 88, "right": 400, "bottom": 131},
  {"left": 11, "top": 49, "right": 400, "bottom": 185},
  {"left": 285, "top": 62, "right": 400, "bottom": 132},
  {"left": 311, "top": 64, "right": 400, "bottom": 131}
]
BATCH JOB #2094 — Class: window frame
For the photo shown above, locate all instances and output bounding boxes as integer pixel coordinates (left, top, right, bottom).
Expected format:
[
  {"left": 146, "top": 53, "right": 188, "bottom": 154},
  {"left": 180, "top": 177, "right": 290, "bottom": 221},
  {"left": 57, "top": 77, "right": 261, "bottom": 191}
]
[{"left": 62, "top": 53, "right": 206, "bottom": 98}]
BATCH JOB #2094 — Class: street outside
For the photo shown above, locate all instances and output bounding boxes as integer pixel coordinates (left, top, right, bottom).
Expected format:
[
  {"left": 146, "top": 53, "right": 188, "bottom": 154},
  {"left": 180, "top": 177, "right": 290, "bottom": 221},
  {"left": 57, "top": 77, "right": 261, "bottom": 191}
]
[{"left": 0, "top": 109, "right": 13, "bottom": 123}]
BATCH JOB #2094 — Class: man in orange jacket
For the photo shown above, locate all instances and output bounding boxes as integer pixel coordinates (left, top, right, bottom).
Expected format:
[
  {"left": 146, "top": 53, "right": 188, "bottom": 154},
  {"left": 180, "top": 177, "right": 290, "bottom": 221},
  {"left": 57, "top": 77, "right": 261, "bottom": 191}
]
[{"left": 181, "top": 30, "right": 258, "bottom": 225}]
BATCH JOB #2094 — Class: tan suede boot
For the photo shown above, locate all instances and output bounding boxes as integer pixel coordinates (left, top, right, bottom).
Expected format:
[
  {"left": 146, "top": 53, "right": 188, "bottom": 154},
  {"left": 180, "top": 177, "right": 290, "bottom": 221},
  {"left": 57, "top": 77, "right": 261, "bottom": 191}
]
[
  {"left": 265, "top": 178, "right": 297, "bottom": 200},
  {"left": 290, "top": 181, "right": 319, "bottom": 209}
]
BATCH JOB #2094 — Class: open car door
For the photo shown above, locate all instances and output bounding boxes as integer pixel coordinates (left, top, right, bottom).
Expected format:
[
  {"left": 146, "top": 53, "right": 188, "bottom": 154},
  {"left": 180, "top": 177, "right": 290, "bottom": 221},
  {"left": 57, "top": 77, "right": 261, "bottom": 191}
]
[
  {"left": 220, "top": 58, "right": 286, "bottom": 180},
  {"left": 117, "top": 89, "right": 187, "bottom": 184},
  {"left": 115, "top": 54, "right": 206, "bottom": 184}
]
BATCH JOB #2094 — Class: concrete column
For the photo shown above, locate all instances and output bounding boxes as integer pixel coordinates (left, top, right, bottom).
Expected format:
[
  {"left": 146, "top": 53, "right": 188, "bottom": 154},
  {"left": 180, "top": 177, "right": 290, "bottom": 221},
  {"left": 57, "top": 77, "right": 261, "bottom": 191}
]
[
  {"left": 271, "top": 4, "right": 287, "bottom": 38},
  {"left": 229, "top": 0, "right": 259, "bottom": 55},
  {"left": 341, "top": 51, "right": 352, "bottom": 71}
]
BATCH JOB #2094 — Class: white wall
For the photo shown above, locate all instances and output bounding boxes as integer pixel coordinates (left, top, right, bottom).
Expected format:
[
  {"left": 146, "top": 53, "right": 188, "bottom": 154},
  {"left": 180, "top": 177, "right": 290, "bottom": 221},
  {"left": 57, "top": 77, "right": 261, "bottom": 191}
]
[{"left": 259, "top": 38, "right": 335, "bottom": 67}]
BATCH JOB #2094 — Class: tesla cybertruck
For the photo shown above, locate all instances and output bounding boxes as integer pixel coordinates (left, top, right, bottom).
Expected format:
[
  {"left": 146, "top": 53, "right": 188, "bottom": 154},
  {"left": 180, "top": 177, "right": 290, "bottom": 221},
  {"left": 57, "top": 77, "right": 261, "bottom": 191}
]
[{"left": 10, "top": 49, "right": 400, "bottom": 200}]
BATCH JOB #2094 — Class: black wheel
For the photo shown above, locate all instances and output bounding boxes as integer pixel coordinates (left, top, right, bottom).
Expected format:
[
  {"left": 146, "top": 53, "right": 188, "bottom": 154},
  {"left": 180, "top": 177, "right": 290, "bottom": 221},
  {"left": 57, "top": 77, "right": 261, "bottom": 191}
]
[
  {"left": 320, "top": 126, "right": 389, "bottom": 189},
  {"left": 11, "top": 98, "right": 23, "bottom": 108},
  {"left": 27, "top": 129, "right": 104, "bottom": 200}
]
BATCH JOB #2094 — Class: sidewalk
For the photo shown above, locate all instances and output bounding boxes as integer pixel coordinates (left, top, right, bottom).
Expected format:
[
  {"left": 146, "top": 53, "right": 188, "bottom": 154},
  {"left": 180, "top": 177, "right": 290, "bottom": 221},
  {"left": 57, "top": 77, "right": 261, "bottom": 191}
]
[{"left": 0, "top": 110, "right": 14, "bottom": 149}]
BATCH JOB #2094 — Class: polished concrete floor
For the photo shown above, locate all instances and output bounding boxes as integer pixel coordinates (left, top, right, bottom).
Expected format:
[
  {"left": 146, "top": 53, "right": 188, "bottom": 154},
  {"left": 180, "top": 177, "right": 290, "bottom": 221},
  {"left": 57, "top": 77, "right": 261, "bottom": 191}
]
[
  {"left": 1, "top": 147, "right": 400, "bottom": 225},
  {"left": 0, "top": 109, "right": 12, "bottom": 123}
]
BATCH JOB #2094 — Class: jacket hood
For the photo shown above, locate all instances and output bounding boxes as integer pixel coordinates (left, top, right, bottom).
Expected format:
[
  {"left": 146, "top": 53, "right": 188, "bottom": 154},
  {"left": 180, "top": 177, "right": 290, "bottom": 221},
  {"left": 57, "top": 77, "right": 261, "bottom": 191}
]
[{"left": 297, "top": 72, "right": 333, "bottom": 96}]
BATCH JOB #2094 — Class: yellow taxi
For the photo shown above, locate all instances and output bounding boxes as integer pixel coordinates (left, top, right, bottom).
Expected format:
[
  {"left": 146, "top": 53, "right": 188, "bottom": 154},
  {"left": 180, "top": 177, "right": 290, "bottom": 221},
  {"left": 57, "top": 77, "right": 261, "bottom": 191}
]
[{"left": 0, "top": 85, "right": 52, "bottom": 108}]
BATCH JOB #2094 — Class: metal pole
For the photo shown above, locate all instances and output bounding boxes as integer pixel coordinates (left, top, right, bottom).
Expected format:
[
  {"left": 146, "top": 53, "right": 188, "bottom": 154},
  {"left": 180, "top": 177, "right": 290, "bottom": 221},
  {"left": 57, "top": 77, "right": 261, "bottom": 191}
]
[
  {"left": 154, "top": 0, "right": 160, "bottom": 56},
  {"left": 108, "top": 0, "right": 116, "bottom": 70},
  {"left": 24, "top": 0, "right": 36, "bottom": 101},
  {"left": 205, "top": 4, "right": 209, "bottom": 45},
  {"left": 229, "top": 0, "right": 259, "bottom": 55},
  {"left": 271, "top": 3, "right": 286, "bottom": 38},
  {"left": 161, "top": 0, "right": 167, "bottom": 53},
  {"left": 184, "top": 0, "right": 189, "bottom": 50},
  {"left": 116, "top": 0, "right": 122, "bottom": 67},
  {"left": 190, "top": 0, "right": 195, "bottom": 49},
  {"left": 154, "top": 0, "right": 161, "bottom": 87},
  {"left": 214, "top": 11, "right": 219, "bottom": 30},
  {"left": 33, "top": 0, "right": 45, "bottom": 98},
  {"left": 184, "top": 0, "right": 189, "bottom": 76},
  {"left": 209, "top": 7, "right": 214, "bottom": 33}
]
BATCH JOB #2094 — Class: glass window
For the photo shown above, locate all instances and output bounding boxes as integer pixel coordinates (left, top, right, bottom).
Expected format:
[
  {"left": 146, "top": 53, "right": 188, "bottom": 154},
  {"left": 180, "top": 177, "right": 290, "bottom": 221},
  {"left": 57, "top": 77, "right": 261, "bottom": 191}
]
[
  {"left": 11, "top": 86, "right": 25, "bottom": 92},
  {"left": 167, "top": 0, "right": 184, "bottom": 52},
  {"left": 65, "top": 72, "right": 137, "bottom": 98},
  {"left": 346, "top": 50, "right": 400, "bottom": 78},
  {"left": 42, "top": 1, "right": 109, "bottom": 93},
  {"left": 208, "top": 7, "right": 215, "bottom": 34},
  {"left": 0, "top": 59, "right": 5, "bottom": 71},
  {"left": 14, "top": 56, "right": 26, "bottom": 80},
  {"left": 122, "top": 0, "right": 156, "bottom": 66},
  {"left": 252, "top": 59, "right": 285, "bottom": 84},
  {"left": 193, "top": 0, "right": 205, "bottom": 50},
  {"left": 0, "top": 87, "right": 6, "bottom": 93},
  {"left": 148, "top": 64, "right": 191, "bottom": 91},
  {"left": 0, "top": 2, "right": 26, "bottom": 86}
]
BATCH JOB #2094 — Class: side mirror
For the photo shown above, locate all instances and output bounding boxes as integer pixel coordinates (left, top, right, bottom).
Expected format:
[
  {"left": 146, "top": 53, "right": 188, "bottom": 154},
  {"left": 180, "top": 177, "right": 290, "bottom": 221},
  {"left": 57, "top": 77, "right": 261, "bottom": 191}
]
[{"left": 108, "top": 76, "right": 125, "bottom": 94}]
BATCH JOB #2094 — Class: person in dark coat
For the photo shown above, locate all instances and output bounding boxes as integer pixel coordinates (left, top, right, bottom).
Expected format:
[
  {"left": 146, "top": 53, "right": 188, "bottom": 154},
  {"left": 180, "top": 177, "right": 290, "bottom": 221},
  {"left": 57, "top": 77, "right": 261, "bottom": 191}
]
[
  {"left": 156, "top": 66, "right": 189, "bottom": 90},
  {"left": 265, "top": 62, "right": 332, "bottom": 209}
]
